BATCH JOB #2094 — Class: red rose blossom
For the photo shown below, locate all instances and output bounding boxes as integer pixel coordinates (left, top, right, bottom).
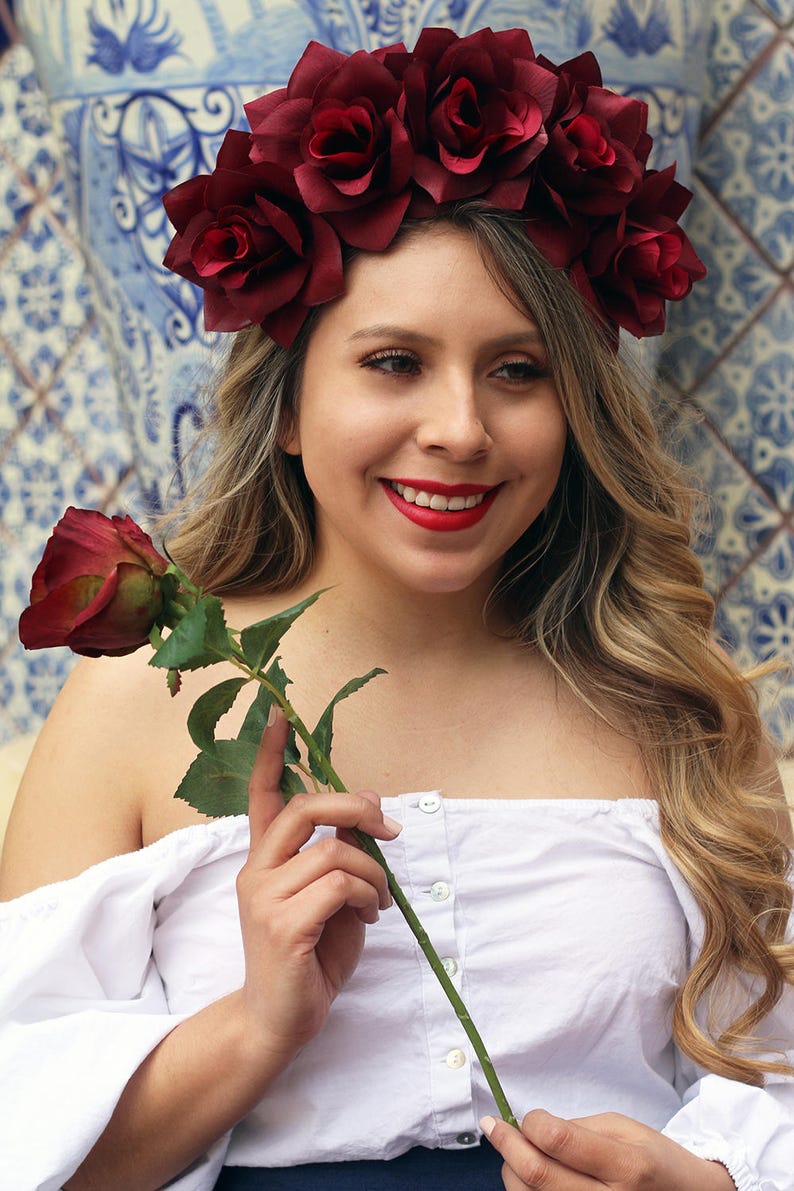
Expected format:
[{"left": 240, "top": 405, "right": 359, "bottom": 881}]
[
  {"left": 582, "top": 166, "right": 707, "bottom": 337},
  {"left": 19, "top": 508, "right": 171, "bottom": 658},
  {"left": 163, "top": 128, "right": 344, "bottom": 346},
  {"left": 523, "top": 53, "right": 652, "bottom": 271},
  {"left": 394, "top": 26, "right": 559, "bottom": 211},
  {"left": 536, "top": 53, "right": 651, "bottom": 215},
  {"left": 245, "top": 41, "right": 413, "bottom": 251}
]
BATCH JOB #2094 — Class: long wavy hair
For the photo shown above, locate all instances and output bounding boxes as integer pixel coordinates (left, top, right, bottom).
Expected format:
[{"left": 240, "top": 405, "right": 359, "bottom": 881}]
[{"left": 165, "top": 204, "right": 793, "bottom": 1085}]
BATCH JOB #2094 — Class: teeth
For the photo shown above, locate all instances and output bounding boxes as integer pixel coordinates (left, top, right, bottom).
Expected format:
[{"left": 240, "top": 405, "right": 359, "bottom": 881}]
[{"left": 390, "top": 481, "right": 487, "bottom": 511}]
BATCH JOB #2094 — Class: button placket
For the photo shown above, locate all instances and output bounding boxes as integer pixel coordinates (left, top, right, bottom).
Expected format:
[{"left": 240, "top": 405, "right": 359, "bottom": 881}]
[{"left": 403, "top": 792, "right": 473, "bottom": 1141}]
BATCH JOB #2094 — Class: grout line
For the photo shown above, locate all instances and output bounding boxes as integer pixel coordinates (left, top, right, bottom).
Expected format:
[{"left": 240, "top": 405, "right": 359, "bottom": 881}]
[
  {"left": 694, "top": 171, "right": 794, "bottom": 279},
  {"left": 699, "top": 29, "right": 787, "bottom": 143},
  {"left": 670, "top": 278, "right": 788, "bottom": 396}
]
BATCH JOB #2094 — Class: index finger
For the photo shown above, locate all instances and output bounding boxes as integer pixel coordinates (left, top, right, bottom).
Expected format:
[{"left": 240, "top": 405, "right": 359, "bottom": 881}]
[
  {"left": 505, "top": 1109, "right": 639, "bottom": 1183},
  {"left": 247, "top": 706, "right": 290, "bottom": 846}
]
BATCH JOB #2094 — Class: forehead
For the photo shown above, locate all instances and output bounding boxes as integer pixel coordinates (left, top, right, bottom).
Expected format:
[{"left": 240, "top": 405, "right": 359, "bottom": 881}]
[{"left": 311, "top": 224, "right": 539, "bottom": 341}]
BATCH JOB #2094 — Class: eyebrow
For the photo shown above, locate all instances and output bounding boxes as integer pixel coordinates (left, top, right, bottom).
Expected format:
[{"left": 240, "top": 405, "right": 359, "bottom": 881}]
[{"left": 346, "top": 324, "right": 546, "bottom": 349}]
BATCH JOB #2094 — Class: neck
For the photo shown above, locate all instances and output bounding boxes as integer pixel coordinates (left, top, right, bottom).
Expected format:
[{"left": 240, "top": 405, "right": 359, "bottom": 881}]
[{"left": 294, "top": 556, "right": 509, "bottom": 666}]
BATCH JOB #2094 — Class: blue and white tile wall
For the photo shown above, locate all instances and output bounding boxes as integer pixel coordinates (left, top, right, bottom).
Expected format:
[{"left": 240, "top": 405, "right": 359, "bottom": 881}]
[{"left": 0, "top": 0, "right": 792, "bottom": 753}]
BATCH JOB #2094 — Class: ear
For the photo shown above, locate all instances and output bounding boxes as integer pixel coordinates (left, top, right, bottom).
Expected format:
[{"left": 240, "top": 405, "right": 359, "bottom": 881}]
[{"left": 279, "top": 412, "right": 301, "bottom": 456}]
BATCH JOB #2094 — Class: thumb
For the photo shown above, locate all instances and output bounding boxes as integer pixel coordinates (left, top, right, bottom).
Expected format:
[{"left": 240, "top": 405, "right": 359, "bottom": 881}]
[{"left": 247, "top": 706, "right": 290, "bottom": 846}]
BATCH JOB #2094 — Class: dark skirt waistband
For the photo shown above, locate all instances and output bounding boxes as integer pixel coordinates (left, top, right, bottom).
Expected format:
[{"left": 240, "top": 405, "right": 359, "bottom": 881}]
[{"left": 214, "top": 1139, "right": 503, "bottom": 1189}]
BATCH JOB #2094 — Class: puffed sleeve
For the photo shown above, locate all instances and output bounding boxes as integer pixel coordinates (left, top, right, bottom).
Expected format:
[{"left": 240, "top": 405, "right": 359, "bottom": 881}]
[
  {"left": 0, "top": 826, "right": 235, "bottom": 1191},
  {"left": 660, "top": 863, "right": 794, "bottom": 1191}
]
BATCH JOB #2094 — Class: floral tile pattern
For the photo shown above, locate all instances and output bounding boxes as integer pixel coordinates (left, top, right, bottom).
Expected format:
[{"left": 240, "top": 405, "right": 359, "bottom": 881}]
[
  {"left": 692, "top": 289, "right": 794, "bottom": 511},
  {"left": 701, "top": 0, "right": 778, "bottom": 124},
  {"left": 1, "top": 0, "right": 793, "bottom": 757},
  {"left": 699, "top": 35, "right": 794, "bottom": 270}
]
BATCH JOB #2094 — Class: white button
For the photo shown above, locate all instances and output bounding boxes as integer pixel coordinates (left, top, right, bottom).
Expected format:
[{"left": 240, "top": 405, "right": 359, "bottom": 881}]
[
  {"left": 441, "top": 956, "right": 458, "bottom": 976},
  {"left": 419, "top": 793, "right": 441, "bottom": 813},
  {"left": 430, "top": 881, "right": 450, "bottom": 901},
  {"left": 445, "top": 1048, "right": 466, "bottom": 1069},
  {"left": 456, "top": 1132, "right": 477, "bottom": 1145}
]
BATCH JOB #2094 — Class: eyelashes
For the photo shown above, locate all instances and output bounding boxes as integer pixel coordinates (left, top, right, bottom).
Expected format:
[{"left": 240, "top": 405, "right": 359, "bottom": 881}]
[
  {"left": 360, "top": 349, "right": 421, "bottom": 376},
  {"left": 359, "top": 349, "right": 552, "bottom": 384}
]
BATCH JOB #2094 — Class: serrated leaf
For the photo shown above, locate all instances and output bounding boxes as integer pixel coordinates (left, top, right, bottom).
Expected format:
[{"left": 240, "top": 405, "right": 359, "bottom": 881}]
[
  {"left": 237, "top": 683, "right": 272, "bottom": 745},
  {"left": 166, "top": 668, "right": 182, "bottom": 697},
  {"left": 239, "top": 589, "right": 326, "bottom": 672},
  {"left": 309, "top": 667, "right": 386, "bottom": 781},
  {"left": 187, "top": 676, "right": 249, "bottom": 755},
  {"left": 150, "top": 596, "right": 230, "bottom": 671},
  {"left": 284, "top": 721, "right": 301, "bottom": 767},
  {"left": 236, "top": 657, "right": 292, "bottom": 745},
  {"left": 173, "top": 739, "right": 259, "bottom": 817}
]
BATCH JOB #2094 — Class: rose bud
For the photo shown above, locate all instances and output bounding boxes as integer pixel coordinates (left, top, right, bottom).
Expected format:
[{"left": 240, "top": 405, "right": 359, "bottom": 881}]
[{"left": 19, "top": 508, "right": 173, "bottom": 658}]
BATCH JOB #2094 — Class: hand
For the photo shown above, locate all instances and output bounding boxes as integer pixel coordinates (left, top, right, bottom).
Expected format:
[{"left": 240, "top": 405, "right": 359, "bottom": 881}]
[
  {"left": 235, "top": 709, "right": 400, "bottom": 1067},
  {"left": 482, "top": 1110, "right": 736, "bottom": 1191}
]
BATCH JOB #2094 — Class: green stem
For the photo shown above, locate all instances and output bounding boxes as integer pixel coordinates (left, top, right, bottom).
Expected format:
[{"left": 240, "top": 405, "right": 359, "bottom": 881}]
[{"left": 228, "top": 653, "right": 517, "bottom": 1127}]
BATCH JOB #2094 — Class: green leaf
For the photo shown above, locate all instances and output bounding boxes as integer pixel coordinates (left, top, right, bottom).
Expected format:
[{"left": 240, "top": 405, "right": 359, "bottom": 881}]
[
  {"left": 280, "top": 766, "right": 308, "bottom": 799},
  {"left": 284, "top": 721, "right": 301, "bottom": 768},
  {"left": 309, "top": 668, "right": 386, "bottom": 780},
  {"left": 150, "top": 596, "right": 231, "bottom": 671},
  {"left": 239, "top": 589, "right": 327, "bottom": 672},
  {"left": 166, "top": 668, "right": 182, "bottom": 698},
  {"left": 173, "top": 739, "right": 259, "bottom": 817},
  {"left": 237, "top": 683, "right": 272, "bottom": 745},
  {"left": 187, "top": 676, "right": 249, "bottom": 755},
  {"left": 236, "top": 657, "right": 291, "bottom": 745}
]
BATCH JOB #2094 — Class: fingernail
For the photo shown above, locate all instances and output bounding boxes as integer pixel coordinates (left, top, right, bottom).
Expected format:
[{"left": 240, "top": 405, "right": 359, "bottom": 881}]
[
  {"left": 479, "top": 1116, "right": 496, "bottom": 1138},
  {"left": 267, "top": 704, "right": 278, "bottom": 728},
  {"left": 382, "top": 814, "right": 402, "bottom": 837}
]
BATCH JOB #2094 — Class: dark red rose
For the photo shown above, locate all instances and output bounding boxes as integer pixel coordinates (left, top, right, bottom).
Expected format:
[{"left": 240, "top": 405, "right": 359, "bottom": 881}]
[
  {"left": 163, "top": 129, "right": 344, "bottom": 345},
  {"left": 245, "top": 41, "right": 413, "bottom": 251},
  {"left": 582, "top": 166, "right": 707, "bottom": 337},
  {"left": 393, "top": 26, "right": 559, "bottom": 210},
  {"left": 19, "top": 508, "right": 171, "bottom": 658},
  {"left": 522, "top": 53, "right": 651, "bottom": 271},
  {"left": 535, "top": 52, "right": 651, "bottom": 216}
]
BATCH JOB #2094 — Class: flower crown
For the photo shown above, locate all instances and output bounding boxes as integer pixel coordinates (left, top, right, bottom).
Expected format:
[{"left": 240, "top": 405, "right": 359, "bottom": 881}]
[{"left": 162, "top": 26, "right": 706, "bottom": 349}]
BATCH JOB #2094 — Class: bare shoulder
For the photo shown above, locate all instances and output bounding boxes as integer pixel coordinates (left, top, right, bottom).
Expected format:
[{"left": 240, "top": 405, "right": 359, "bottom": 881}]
[{"left": 0, "top": 649, "right": 211, "bottom": 900}]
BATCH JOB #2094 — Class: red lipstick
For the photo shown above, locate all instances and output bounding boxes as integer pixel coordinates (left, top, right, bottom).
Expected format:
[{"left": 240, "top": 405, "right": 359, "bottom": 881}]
[{"left": 381, "top": 479, "right": 499, "bottom": 532}]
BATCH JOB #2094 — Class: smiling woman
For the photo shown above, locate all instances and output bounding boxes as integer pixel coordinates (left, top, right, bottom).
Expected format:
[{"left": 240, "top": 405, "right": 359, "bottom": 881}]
[
  {"left": 278, "top": 225, "right": 567, "bottom": 601},
  {"left": 1, "top": 25, "right": 793, "bottom": 1191}
]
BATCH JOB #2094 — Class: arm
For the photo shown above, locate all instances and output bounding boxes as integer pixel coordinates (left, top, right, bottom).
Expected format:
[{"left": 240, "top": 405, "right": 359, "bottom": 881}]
[
  {"left": 65, "top": 712, "right": 398, "bottom": 1191},
  {"left": 1, "top": 662, "right": 398, "bottom": 1191}
]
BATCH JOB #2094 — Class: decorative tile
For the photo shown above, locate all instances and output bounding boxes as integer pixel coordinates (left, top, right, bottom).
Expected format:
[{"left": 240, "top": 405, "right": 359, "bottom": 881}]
[
  {"left": 673, "top": 417, "right": 783, "bottom": 592},
  {"left": 1, "top": 212, "right": 94, "bottom": 391},
  {"left": 692, "top": 289, "right": 794, "bottom": 509},
  {"left": 0, "top": 645, "right": 77, "bottom": 744},
  {"left": 0, "top": 406, "right": 111, "bottom": 538},
  {"left": 698, "top": 36, "right": 794, "bottom": 268},
  {"left": 753, "top": 0, "right": 794, "bottom": 27},
  {"left": 715, "top": 533, "right": 794, "bottom": 751},
  {"left": 659, "top": 186, "right": 779, "bottom": 390},
  {"left": 701, "top": 0, "right": 778, "bottom": 125},
  {"left": 0, "top": 352, "right": 31, "bottom": 454}
]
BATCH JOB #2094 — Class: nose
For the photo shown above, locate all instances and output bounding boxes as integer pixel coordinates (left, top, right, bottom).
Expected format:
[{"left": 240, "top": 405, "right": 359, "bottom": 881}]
[{"left": 414, "top": 372, "right": 492, "bottom": 461}]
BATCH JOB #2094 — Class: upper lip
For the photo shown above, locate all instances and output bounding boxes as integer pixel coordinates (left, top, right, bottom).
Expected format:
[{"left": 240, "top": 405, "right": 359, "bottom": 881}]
[{"left": 384, "top": 478, "right": 497, "bottom": 497}]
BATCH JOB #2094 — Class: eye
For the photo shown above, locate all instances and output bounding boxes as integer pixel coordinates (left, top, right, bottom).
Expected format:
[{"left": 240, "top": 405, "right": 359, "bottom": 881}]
[
  {"left": 360, "top": 349, "right": 422, "bottom": 377},
  {"left": 491, "top": 358, "right": 552, "bottom": 384}
]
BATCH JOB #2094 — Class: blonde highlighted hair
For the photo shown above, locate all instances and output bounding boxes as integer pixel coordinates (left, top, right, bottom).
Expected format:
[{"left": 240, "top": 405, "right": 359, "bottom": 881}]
[{"left": 166, "top": 205, "right": 793, "bottom": 1085}]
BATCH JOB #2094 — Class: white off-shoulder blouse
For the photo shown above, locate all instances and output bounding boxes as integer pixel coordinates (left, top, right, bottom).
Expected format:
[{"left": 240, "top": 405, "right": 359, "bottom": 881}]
[{"left": 1, "top": 796, "right": 792, "bottom": 1191}]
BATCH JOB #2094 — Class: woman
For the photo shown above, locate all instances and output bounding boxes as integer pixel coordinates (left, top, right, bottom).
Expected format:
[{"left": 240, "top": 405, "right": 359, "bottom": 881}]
[{"left": 2, "top": 27, "right": 793, "bottom": 1191}]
